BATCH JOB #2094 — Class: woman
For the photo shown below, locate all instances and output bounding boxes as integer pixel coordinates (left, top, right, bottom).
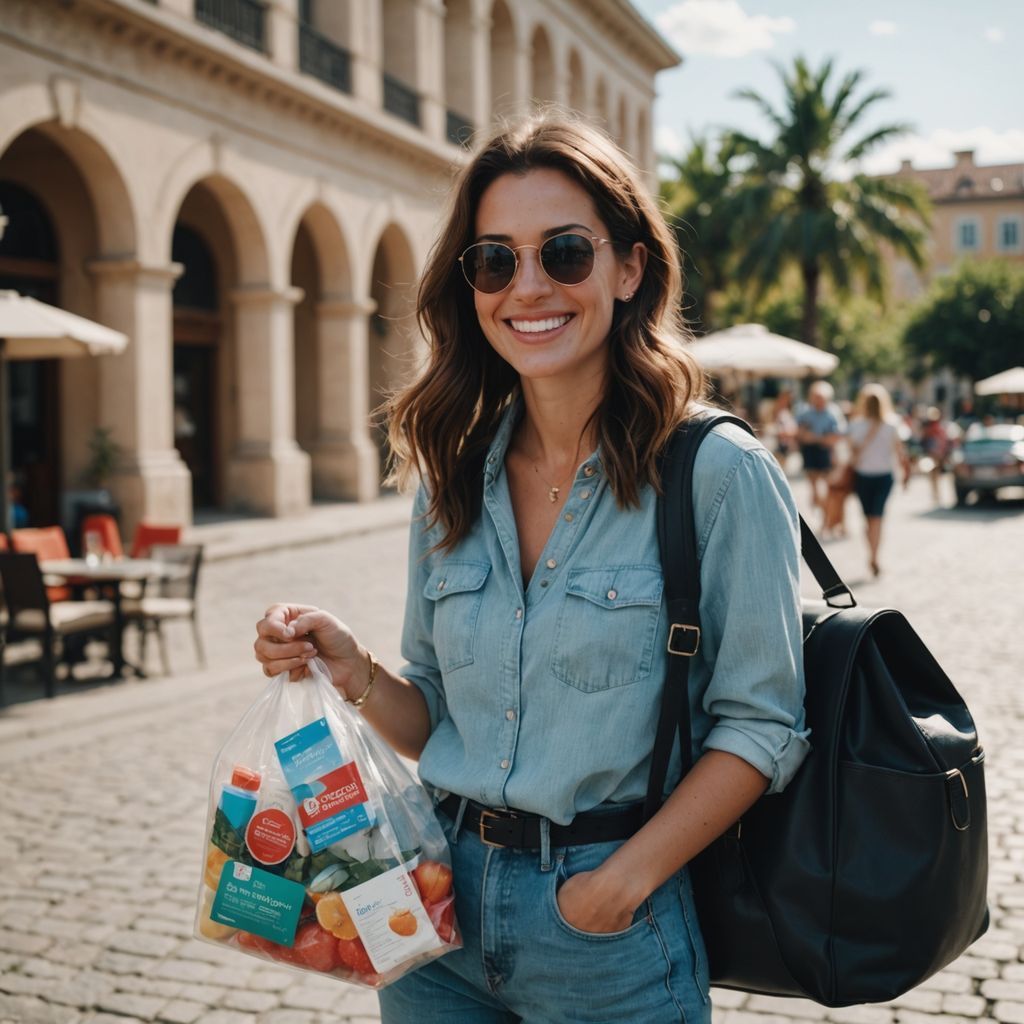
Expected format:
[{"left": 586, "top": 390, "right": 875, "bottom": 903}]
[
  {"left": 253, "top": 115, "right": 808, "bottom": 1023},
  {"left": 847, "top": 383, "right": 910, "bottom": 577}
]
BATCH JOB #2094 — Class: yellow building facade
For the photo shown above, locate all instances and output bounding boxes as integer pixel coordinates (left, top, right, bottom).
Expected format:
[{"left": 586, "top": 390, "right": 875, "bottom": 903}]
[
  {"left": 885, "top": 150, "right": 1024, "bottom": 303},
  {"left": 0, "top": 0, "right": 678, "bottom": 534}
]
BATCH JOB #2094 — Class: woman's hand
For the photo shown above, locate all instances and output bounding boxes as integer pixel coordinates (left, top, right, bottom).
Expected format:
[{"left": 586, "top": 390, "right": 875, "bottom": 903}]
[
  {"left": 253, "top": 603, "right": 369, "bottom": 699},
  {"left": 556, "top": 865, "right": 644, "bottom": 934}
]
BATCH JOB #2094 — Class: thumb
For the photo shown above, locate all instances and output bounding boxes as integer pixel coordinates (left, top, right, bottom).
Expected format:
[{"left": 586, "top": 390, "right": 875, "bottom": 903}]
[{"left": 288, "top": 609, "right": 339, "bottom": 639}]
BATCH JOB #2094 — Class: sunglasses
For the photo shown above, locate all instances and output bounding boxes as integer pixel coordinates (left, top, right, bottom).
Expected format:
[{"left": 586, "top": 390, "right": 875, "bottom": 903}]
[{"left": 458, "top": 232, "right": 611, "bottom": 294}]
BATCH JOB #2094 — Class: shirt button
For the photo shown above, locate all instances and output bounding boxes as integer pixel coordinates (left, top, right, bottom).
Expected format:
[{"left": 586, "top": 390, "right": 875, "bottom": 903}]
[
  {"left": 564, "top": 512, "right": 574, "bottom": 523},
  {"left": 505, "top": 709, "right": 516, "bottom": 720},
  {"left": 500, "top": 759, "right": 510, "bottom": 770},
  {"left": 546, "top": 558, "right": 557, "bottom": 569},
  {"left": 540, "top": 579, "right": 549, "bottom": 587},
  {"left": 580, "top": 489, "right": 592, "bottom": 500},
  {"left": 584, "top": 465, "right": 596, "bottom": 477},
  {"left": 515, "top": 608, "right": 523, "bottom": 620},
  {"left": 607, "top": 589, "right": 617, "bottom": 600},
  {"left": 436, "top": 580, "right": 446, "bottom": 590}
]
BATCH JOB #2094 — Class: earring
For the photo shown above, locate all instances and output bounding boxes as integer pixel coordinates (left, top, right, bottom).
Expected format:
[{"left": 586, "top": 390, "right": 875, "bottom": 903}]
[{"left": 622, "top": 291, "right": 633, "bottom": 301}]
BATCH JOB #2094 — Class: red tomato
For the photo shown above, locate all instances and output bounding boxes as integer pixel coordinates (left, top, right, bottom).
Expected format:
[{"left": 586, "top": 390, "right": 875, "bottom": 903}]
[
  {"left": 236, "top": 931, "right": 276, "bottom": 954},
  {"left": 336, "top": 935, "right": 375, "bottom": 975},
  {"left": 412, "top": 860, "right": 453, "bottom": 904},
  {"left": 425, "top": 893, "right": 456, "bottom": 943},
  {"left": 293, "top": 921, "right": 340, "bottom": 972}
]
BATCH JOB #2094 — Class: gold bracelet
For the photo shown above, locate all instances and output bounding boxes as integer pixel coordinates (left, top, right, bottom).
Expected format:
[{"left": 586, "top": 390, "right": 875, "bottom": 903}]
[{"left": 347, "top": 648, "right": 379, "bottom": 709}]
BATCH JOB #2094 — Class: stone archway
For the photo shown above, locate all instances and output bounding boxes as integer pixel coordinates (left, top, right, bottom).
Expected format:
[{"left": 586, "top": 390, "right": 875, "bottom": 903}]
[
  {"left": 367, "top": 223, "right": 419, "bottom": 484},
  {"left": 0, "top": 122, "right": 139, "bottom": 529},
  {"left": 489, "top": 0, "right": 518, "bottom": 119},
  {"left": 530, "top": 25, "right": 556, "bottom": 106}
]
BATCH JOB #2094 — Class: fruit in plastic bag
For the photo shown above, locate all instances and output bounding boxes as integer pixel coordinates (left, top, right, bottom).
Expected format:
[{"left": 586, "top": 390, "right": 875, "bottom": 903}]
[{"left": 193, "top": 658, "right": 461, "bottom": 988}]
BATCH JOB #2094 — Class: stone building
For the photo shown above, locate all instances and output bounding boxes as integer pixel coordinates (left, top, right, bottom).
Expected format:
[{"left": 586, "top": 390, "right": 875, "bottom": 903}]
[
  {"left": 884, "top": 150, "right": 1024, "bottom": 303},
  {"left": 0, "top": 0, "right": 678, "bottom": 534}
]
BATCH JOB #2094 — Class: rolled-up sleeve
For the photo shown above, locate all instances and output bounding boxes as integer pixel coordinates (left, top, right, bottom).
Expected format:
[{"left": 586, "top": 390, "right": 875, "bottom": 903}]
[
  {"left": 398, "top": 486, "right": 447, "bottom": 733},
  {"left": 694, "top": 438, "right": 810, "bottom": 793}
]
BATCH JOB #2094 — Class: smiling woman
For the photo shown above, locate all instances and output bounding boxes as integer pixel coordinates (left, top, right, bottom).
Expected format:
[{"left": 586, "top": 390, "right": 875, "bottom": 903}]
[{"left": 253, "top": 113, "right": 810, "bottom": 1024}]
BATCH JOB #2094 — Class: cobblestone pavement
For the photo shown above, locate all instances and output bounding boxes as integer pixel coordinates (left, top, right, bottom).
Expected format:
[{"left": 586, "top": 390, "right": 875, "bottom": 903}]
[{"left": 0, "top": 475, "right": 1020, "bottom": 1024}]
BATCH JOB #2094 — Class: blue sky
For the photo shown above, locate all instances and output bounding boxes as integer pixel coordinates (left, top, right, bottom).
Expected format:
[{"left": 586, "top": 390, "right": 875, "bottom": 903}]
[{"left": 631, "top": 0, "right": 1024, "bottom": 174}]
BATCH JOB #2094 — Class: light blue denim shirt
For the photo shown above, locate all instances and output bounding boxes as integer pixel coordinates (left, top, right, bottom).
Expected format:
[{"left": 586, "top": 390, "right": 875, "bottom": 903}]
[{"left": 400, "top": 402, "right": 810, "bottom": 825}]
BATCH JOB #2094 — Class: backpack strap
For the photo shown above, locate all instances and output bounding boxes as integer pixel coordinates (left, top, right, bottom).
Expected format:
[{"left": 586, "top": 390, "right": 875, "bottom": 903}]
[{"left": 643, "top": 410, "right": 856, "bottom": 822}]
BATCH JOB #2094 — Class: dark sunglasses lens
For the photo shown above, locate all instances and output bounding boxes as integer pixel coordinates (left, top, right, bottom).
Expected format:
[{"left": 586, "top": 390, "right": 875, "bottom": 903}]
[
  {"left": 541, "top": 234, "right": 595, "bottom": 285},
  {"left": 465, "top": 244, "right": 516, "bottom": 293}
]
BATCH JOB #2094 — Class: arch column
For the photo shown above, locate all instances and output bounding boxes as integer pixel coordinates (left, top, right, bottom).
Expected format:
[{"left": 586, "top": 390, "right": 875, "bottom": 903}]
[
  {"left": 513, "top": 40, "right": 531, "bottom": 113},
  {"left": 469, "top": 12, "right": 491, "bottom": 131},
  {"left": 350, "top": 0, "right": 383, "bottom": 106},
  {"left": 309, "top": 295, "right": 380, "bottom": 501},
  {"left": 227, "top": 285, "right": 312, "bottom": 516},
  {"left": 416, "top": 0, "right": 446, "bottom": 141},
  {"left": 88, "top": 258, "right": 192, "bottom": 536}
]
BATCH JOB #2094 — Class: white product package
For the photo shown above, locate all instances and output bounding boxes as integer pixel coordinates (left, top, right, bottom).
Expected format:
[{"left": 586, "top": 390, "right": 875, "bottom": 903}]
[{"left": 194, "top": 659, "right": 459, "bottom": 988}]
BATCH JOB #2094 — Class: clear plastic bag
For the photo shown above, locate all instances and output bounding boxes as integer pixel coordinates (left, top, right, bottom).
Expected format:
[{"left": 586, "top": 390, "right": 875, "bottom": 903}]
[{"left": 194, "top": 659, "right": 460, "bottom": 988}]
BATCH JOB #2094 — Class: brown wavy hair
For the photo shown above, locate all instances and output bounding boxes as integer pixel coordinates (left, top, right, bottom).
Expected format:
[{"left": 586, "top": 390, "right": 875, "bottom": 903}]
[{"left": 387, "top": 112, "right": 704, "bottom": 551}]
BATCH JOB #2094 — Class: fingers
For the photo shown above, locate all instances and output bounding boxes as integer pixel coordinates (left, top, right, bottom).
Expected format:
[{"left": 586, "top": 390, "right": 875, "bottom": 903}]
[{"left": 260, "top": 653, "right": 313, "bottom": 679}]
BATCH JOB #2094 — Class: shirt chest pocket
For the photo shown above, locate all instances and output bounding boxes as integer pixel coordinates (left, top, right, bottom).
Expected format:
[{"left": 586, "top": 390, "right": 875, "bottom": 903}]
[
  {"left": 551, "top": 566, "right": 664, "bottom": 692},
  {"left": 424, "top": 560, "right": 491, "bottom": 673}
]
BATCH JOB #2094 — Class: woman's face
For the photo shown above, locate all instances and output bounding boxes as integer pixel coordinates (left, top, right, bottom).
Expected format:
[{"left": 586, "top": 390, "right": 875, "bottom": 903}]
[{"left": 470, "top": 168, "right": 645, "bottom": 390}]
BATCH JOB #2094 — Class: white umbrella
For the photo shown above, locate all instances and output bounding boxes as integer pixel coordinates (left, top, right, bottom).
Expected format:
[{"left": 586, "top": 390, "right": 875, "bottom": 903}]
[
  {"left": 0, "top": 290, "right": 128, "bottom": 531},
  {"left": 974, "top": 366, "right": 1024, "bottom": 396},
  {"left": 686, "top": 323, "right": 839, "bottom": 378}
]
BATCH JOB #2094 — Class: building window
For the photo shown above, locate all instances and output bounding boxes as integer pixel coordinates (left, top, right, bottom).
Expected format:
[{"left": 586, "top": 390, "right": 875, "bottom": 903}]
[
  {"left": 195, "top": 0, "right": 266, "bottom": 53},
  {"left": 955, "top": 219, "right": 980, "bottom": 252},
  {"left": 998, "top": 218, "right": 1021, "bottom": 252}
]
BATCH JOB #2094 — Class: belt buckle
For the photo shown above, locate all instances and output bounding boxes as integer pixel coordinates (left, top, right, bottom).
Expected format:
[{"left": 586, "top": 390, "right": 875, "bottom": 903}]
[{"left": 478, "top": 809, "right": 506, "bottom": 848}]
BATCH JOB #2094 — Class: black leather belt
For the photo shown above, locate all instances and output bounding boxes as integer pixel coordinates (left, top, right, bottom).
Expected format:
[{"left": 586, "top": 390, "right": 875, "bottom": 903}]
[{"left": 438, "top": 794, "right": 644, "bottom": 850}]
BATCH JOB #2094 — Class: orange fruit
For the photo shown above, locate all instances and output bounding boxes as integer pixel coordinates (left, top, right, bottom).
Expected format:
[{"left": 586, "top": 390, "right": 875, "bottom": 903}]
[
  {"left": 204, "top": 845, "right": 230, "bottom": 890},
  {"left": 315, "top": 891, "right": 359, "bottom": 940},
  {"left": 388, "top": 909, "right": 418, "bottom": 937}
]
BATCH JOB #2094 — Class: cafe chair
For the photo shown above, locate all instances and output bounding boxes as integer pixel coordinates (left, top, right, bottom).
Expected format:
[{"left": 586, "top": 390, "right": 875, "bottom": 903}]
[
  {"left": 81, "top": 513, "right": 124, "bottom": 560},
  {"left": 129, "top": 522, "right": 182, "bottom": 559},
  {"left": 11, "top": 526, "right": 75, "bottom": 601},
  {"left": 0, "top": 552, "right": 115, "bottom": 700},
  {"left": 123, "top": 543, "right": 204, "bottom": 676}
]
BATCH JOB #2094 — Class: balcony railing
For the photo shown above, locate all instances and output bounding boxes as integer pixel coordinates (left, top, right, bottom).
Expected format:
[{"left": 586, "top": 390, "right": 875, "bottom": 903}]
[
  {"left": 383, "top": 73, "right": 420, "bottom": 127},
  {"left": 446, "top": 109, "right": 474, "bottom": 147},
  {"left": 298, "top": 23, "right": 352, "bottom": 94},
  {"left": 196, "top": 0, "right": 266, "bottom": 53}
]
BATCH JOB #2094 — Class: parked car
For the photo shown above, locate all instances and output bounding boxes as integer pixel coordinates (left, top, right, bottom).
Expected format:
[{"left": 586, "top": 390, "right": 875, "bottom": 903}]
[{"left": 952, "top": 423, "right": 1024, "bottom": 505}]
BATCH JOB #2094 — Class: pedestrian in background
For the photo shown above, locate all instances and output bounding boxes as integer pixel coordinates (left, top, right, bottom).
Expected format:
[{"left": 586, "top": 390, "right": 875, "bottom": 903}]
[
  {"left": 797, "top": 380, "right": 844, "bottom": 514},
  {"left": 920, "top": 406, "right": 953, "bottom": 506},
  {"left": 253, "top": 114, "right": 808, "bottom": 1023},
  {"left": 770, "top": 387, "right": 799, "bottom": 470},
  {"left": 847, "top": 383, "right": 911, "bottom": 577}
]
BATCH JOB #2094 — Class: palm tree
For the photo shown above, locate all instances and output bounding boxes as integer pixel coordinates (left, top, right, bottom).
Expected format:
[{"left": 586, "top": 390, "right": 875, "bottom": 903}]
[
  {"left": 726, "top": 56, "right": 930, "bottom": 346},
  {"left": 660, "top": 136, "right": 737, "bottom": 332}
]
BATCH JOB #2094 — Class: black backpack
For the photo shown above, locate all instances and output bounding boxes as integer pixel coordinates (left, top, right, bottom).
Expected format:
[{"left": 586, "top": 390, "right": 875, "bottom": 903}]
[{"left": 645, "top": 412, "right": 989, "bottom": 1007}]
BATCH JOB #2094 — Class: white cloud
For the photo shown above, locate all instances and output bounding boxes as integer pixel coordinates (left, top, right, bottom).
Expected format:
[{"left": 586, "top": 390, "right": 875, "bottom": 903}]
[
  {"left": 868, "top": 20, "right": 898, "bottom": 36},
  {"left": 655, "top": 123, "right": 687, "bottom": 160},
  {"left": 656, "top": 0, "right": 796, "bottom": 58},
  {"left": 984, "top": 27, "right": 1005, "bottom": 43},
  {"left": 858, "top": 127, "right": 1024, "bottom": 175}
]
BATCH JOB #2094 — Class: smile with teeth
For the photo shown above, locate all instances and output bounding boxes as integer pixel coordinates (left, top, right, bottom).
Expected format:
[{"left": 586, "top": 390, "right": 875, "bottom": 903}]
[{"left": 508, "top": 314, "right": 573, "bottom": 334}]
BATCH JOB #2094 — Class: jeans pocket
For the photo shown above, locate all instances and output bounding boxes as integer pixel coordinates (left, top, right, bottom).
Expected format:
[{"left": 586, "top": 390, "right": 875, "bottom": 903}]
[
  {"left": 549, "top": 854, "right": 651, "bottom": 941},
  {"left": 550, "top": 565, "right": 663, "bottom": 692},
  {"left": 424, "top": 561, "right": 490, "bottom": 672},
  {"left": 678, "top": 868, "right": 711, "bottom": 1002}
]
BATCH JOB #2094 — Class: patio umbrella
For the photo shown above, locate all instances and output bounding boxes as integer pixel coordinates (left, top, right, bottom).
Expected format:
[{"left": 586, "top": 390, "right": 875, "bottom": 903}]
[
  {"left": 974, "top": 366, "right": 1024, "bottom": 396},
  {"left": 685, "top": 323, "right": 839, "bottom": 378},
  {"left": 0, "top": 290, "right": 128, "bottom": 531}
]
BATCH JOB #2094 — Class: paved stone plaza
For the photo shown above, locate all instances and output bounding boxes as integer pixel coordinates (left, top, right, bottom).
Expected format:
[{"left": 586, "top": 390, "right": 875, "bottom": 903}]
[{"left": 0, "top": 476, "right": 1020, "bottom": 1024}]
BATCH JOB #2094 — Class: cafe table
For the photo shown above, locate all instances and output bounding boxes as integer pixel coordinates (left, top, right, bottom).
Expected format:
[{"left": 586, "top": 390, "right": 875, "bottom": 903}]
[{"left": 39, "top": 557, "right": 184, "bottom": 678}]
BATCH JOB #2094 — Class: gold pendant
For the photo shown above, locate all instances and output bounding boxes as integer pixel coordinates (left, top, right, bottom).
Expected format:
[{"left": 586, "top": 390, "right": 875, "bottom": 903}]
[{"left": 548, "top": 487, "right": 559, "bottom": 503}]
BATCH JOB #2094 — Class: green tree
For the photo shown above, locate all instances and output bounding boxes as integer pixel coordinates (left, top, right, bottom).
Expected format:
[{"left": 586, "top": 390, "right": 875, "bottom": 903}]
[
  {"left": 725, "top": 56, "right": 930, "bottom": 346},
  {"left": 903, "top": 260, "right": 1024, "bottom": 380},
  {"left": 660, "top": 136, "right": 737, "bottom": 331}
]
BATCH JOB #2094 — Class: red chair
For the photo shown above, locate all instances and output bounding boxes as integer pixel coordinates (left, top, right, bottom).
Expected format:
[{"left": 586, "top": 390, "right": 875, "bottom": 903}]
[
  {"left": 81, "top": 513, "right": 124, "bottom": 560},
  {"left": 130, "top": 523, "right": 182, "bottom": 559},
  {"left": 11, "top": 527, "right": 74, "bottom": 601}
]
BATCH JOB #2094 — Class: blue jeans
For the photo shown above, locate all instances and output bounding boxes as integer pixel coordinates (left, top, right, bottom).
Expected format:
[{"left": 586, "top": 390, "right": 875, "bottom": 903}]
[{"left": 378, "top": 804, "right": 711, "bottom": 1024}]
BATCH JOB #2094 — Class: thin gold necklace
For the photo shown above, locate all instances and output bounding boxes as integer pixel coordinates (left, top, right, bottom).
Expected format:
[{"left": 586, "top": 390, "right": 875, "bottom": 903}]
[{"left": 530, "top": 438, "right": 583, "bottom": 503}]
